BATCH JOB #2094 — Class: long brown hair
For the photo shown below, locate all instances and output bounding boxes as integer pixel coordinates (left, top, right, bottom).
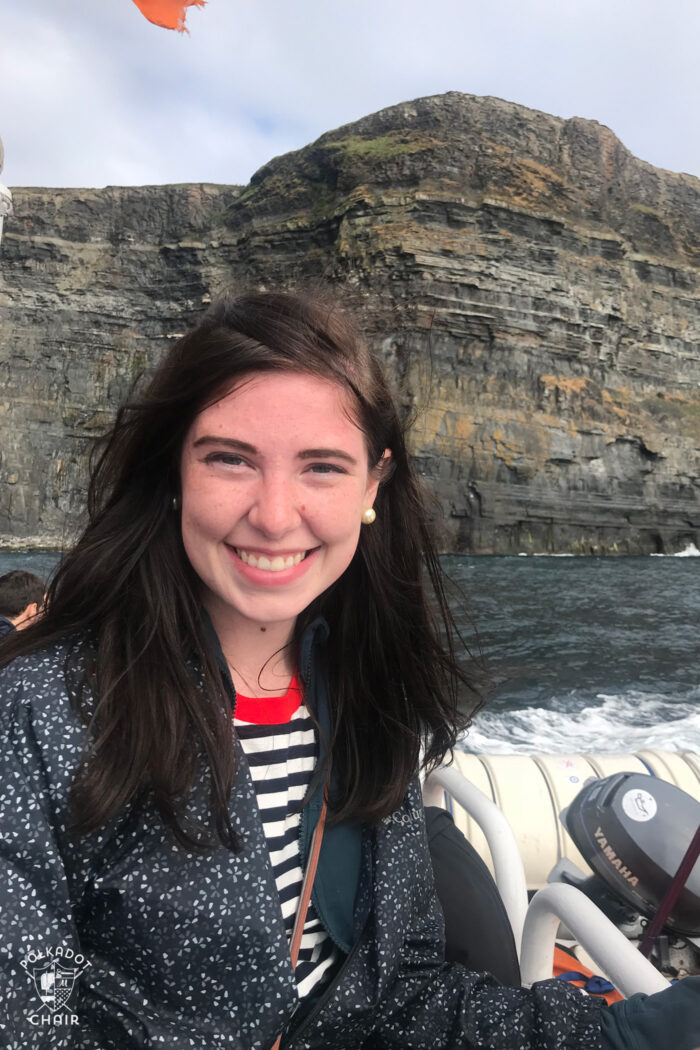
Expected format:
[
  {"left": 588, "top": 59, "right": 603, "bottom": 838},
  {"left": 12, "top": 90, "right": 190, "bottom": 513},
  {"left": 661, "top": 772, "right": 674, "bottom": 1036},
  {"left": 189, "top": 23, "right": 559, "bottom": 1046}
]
[{"left": 1, "top": 291, "right": 481, "bottom": 849}]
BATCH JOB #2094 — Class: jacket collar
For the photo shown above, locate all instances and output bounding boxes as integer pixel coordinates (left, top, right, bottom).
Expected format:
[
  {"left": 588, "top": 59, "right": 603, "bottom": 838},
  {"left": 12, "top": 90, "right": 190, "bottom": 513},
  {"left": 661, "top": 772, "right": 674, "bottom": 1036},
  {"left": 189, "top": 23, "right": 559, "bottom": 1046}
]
[{"left": 299, "top": 616, "right": 329, "bottom": 689}]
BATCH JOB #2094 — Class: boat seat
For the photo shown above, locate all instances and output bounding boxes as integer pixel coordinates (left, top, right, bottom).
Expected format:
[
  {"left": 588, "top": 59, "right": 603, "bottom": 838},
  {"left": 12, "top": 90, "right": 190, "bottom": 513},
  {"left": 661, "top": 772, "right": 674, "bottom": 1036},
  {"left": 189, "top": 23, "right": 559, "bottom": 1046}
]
[{"left": 425, "top": 806, "right": 521, "bottom": 988}]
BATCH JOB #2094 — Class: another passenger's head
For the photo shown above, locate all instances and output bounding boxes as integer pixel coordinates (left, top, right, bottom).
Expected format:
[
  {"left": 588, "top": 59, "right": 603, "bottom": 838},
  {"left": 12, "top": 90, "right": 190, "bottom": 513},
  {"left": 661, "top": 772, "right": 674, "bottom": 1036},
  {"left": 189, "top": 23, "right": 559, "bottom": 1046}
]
[{"left": 0, "top": 570, "right": 45, "bottom": 629}]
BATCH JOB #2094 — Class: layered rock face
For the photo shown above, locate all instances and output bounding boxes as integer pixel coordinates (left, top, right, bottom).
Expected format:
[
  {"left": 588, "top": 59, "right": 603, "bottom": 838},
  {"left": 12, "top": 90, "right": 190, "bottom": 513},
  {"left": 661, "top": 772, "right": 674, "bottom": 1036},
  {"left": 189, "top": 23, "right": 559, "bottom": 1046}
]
[
  {"left": 1, "top": 93, "right": 699, "bottom": 552},
  {"left": 0, "top": 183, "right": 241, "bottom": 546}
]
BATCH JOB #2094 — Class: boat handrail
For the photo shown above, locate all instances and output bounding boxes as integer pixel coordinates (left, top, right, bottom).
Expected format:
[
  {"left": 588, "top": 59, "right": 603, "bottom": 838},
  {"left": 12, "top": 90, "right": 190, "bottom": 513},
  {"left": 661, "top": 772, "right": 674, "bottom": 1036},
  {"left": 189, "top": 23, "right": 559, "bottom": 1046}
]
[
  {"left": 423, "top": 763, "right": 529, "bottom": 956},
  {"left": 520, "top": 883, "right": 670, "bottom": 997}
]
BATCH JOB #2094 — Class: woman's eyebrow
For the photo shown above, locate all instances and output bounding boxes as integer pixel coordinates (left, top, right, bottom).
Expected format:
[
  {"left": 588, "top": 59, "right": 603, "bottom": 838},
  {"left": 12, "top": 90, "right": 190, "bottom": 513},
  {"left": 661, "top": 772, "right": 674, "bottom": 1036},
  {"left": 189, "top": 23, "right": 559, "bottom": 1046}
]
[
  {"left": 298, "top": 448, "right": 357, "bottom": 465},
  {"left": 192, "top": 436, "right": 258, "bottom": 454}
]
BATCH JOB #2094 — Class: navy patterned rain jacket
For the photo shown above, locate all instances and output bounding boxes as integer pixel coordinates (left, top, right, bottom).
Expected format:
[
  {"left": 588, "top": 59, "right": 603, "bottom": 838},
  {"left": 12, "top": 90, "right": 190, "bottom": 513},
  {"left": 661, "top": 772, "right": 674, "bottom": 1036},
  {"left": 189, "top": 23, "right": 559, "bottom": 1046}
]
[{"left": 1, "top": 618, "right": 698, "bottom": 1049}]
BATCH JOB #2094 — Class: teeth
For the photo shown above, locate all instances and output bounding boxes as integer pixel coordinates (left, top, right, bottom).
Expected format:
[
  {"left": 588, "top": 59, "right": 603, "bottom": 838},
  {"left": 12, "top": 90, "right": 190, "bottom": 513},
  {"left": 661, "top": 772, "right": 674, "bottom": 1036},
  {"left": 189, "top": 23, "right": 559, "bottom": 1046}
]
[{"left": 236, "top": 549, "right": 306, "bottom": 571}]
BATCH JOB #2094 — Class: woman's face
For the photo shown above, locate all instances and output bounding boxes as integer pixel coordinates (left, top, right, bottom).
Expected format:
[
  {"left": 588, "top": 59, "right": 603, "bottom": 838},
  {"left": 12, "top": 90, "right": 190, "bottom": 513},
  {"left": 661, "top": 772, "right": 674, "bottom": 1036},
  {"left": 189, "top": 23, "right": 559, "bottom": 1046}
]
[{"left": 179, "top": 371, "right": 385, "bottom": 637}]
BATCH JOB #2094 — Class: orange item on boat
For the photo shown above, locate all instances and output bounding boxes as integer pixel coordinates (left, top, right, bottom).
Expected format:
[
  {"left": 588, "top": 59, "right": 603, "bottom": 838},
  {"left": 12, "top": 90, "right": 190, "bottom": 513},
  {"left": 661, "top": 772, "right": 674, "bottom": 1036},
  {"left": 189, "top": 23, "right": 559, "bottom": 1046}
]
[
  {"left": 553, "top": 945, "right": 624, "bottom": 1006},
  {"left": 130, "top": 0, "right": 206, "bottom": 32}
]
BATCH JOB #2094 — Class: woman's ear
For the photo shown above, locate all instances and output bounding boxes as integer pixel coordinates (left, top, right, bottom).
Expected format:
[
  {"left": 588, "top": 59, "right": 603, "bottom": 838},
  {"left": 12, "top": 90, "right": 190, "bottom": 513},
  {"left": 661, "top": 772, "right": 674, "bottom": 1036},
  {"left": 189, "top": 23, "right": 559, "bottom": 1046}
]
[
  {"left": 378, "top": 448, "right": 392, "bottom": 476},
  {"left": 365, "top": 448, "right": 392, "bottom": 504}
]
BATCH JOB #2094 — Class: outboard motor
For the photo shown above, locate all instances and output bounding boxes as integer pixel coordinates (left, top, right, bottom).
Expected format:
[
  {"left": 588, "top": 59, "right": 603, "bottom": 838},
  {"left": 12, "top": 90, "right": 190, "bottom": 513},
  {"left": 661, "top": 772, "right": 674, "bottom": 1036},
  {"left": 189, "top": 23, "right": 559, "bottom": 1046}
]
[{"left": 562, "top": 772, "right": 700, "bottom": 936}]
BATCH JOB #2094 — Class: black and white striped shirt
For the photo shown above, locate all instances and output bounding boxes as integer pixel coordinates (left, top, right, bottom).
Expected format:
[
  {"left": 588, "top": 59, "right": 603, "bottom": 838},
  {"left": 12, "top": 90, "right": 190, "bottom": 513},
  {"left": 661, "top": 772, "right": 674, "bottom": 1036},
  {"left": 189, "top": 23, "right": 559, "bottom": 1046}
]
[{"left": 234, "top": 677, "right": 340, "bottom": 1000}]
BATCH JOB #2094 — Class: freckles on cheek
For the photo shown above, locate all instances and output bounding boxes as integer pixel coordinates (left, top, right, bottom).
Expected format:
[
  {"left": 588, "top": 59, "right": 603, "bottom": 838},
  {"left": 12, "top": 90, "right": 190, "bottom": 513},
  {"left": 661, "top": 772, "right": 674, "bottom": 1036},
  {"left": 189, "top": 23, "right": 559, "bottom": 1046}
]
[{"left": 188, "top": 502, "right": 225, "bottom": 536}]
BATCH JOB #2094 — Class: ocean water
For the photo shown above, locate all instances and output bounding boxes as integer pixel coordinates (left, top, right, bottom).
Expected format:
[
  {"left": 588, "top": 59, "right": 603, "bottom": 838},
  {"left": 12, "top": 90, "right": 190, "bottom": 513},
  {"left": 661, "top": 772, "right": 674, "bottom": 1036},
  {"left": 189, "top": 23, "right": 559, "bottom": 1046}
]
[
  {"left": 443, "top": 552, "right": 699, "bottom": 755},
  {"left": 1, "top": 549, "right": 698, "bottom": 755}
]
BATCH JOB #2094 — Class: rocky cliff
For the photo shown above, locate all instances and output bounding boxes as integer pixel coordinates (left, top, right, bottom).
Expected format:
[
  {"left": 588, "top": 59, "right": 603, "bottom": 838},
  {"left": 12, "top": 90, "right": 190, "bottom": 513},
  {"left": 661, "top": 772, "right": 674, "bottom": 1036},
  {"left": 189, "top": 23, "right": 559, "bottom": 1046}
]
[{"left": 1, "top": 92, "right": 699, "bottom": 553}]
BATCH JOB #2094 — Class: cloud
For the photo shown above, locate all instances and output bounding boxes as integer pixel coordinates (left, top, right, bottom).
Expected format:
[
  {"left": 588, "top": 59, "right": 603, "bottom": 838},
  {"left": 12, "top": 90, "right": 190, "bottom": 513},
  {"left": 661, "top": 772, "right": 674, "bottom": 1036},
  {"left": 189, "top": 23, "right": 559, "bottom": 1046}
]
[{"left": 1, "top": 0, "right": 699, "bottom": 187}]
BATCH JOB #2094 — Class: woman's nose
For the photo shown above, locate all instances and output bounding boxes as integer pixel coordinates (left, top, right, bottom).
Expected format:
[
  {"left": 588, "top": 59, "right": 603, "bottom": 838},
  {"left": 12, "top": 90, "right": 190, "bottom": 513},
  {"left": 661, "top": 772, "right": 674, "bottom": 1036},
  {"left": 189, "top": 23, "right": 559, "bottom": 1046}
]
[{"left": 247, "top": 479, "right": 301, "bottom": 538}]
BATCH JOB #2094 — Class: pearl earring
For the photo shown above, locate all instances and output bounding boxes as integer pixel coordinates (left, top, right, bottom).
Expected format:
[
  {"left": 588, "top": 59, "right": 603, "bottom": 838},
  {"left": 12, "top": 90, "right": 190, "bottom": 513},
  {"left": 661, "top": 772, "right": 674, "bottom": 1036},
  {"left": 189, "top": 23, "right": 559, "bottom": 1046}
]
[
  {"left": 361, "top": 507, "right": 376, "bottom": 525},
  {"left": 172, "top": 496, "right": 179, "bottom": 511}
]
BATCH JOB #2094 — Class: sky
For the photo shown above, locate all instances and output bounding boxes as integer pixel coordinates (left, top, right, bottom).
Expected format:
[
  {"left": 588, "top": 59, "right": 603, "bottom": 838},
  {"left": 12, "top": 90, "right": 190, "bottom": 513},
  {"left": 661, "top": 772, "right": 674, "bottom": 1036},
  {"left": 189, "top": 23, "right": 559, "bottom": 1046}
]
[{"left": 1, "top": 0, "right": 699, "bottom": 189}]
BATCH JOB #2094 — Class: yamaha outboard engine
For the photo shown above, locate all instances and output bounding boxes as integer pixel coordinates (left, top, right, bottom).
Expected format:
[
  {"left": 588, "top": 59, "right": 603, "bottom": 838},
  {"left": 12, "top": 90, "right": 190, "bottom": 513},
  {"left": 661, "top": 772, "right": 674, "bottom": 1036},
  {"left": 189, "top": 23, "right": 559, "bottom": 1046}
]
[{"left": 562, "top": 772, "right": 700, "bottom": 936}]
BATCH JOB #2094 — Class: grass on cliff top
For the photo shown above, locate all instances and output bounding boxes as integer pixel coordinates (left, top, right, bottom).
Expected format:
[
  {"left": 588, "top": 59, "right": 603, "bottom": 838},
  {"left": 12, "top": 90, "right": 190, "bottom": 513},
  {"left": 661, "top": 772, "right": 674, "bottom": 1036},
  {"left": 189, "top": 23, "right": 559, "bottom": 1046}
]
[
  {"left": 232, "top": 130, "right": 441, "bottom": 210},
  {"left": 629, "top": 202, "right": 662, "bottom": 217},
  {"left": 326, "top": 130, "right": 444, "bottom": 159}
]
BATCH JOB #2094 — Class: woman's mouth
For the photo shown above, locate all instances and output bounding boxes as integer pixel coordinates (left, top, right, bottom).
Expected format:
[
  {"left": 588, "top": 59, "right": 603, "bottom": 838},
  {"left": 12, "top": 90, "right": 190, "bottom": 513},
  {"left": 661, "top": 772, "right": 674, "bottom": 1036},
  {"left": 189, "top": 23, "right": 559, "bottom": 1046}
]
[{"left": 233, "top": 548, "right": 311, "bottom": 573}]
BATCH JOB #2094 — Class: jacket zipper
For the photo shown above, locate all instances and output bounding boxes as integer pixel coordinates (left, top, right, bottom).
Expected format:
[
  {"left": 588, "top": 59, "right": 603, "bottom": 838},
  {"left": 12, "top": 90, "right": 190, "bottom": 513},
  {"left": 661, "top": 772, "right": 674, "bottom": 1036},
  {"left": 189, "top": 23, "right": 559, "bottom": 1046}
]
[{"left": 280, "top": 919, "right": 368, "bottom": 1049}]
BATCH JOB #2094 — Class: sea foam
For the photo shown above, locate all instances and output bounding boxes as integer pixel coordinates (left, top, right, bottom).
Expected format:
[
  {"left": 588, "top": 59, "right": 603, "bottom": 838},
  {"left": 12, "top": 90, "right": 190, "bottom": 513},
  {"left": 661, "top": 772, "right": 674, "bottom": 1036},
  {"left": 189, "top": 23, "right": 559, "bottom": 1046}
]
[
  {"left": 650, "top": 543, "right": 700, "bottom": 558},
  {"left": 461, "top": 690, "right": 700, "bottom": 755}
]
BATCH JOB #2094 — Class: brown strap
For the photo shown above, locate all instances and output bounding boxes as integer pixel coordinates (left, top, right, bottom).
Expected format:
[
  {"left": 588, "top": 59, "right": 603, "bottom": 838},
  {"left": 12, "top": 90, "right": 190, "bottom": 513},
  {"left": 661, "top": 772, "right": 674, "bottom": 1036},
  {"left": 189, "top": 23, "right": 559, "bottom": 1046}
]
[
  {"left": 270, "top": 789, "right": 329, "bottom": 1050},
  {"left": 289, "top": 791, "right": 328, "bottom": 967}
]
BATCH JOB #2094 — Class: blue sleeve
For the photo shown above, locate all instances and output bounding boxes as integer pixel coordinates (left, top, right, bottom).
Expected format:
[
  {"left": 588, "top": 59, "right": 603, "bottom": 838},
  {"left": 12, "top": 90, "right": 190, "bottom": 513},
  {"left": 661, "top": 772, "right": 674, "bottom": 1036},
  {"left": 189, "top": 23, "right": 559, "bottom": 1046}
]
[{"left": 600, "top": 977, "right": 700, "bottom": 1050}]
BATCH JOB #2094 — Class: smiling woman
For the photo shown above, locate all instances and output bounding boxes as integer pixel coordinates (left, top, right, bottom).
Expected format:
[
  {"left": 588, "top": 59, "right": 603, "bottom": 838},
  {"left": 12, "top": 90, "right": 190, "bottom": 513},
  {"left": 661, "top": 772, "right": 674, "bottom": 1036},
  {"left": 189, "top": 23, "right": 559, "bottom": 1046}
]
[
  {"left": 0, "top": 290, "right": 698, "bottom": 1049},
  {"left": 179, "top": 372, "right": 387, "bottom": 692}
]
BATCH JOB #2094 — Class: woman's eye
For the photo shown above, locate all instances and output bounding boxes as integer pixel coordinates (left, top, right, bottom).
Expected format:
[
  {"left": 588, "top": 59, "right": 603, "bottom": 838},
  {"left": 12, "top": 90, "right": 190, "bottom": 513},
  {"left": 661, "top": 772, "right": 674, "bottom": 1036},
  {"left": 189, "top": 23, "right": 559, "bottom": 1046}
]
[
  {"left": 204, "top": 452, "right": 246, "bottom": 467},
  {"left": 308, "top": 463, "right": 345, "bottom": 475}
]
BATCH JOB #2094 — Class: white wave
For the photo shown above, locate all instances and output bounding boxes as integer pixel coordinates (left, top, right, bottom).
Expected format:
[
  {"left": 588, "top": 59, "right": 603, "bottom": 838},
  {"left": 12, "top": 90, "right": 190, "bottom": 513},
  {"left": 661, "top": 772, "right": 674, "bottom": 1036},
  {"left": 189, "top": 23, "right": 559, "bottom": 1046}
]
[
  {"left": 461, "top": 691, "right": 700, "bottom": 755},
  {"left": 517, "top": 552, "right": 576, "bottom": 557},
  {"left": 650, "top": 543, "right": 700, "bottom": 558},
  {"left": 516, "top": 545, "right": 699, "bottom": 558}
]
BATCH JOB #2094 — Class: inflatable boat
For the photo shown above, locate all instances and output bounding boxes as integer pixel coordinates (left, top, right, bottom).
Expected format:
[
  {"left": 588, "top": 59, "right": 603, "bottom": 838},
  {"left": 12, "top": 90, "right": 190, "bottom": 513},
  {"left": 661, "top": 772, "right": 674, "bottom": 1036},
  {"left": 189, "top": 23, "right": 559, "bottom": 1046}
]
[{"left": 423, "top": 749, "right": 700, "bottom": 996}]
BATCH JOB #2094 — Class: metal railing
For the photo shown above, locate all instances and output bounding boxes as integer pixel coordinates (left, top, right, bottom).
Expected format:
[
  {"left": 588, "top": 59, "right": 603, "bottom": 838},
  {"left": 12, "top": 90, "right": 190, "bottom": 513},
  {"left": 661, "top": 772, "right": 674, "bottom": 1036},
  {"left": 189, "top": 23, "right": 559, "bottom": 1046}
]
[
  {"left": 423, "top": 763, "right": 528, "bottom": 956},
  {"left": 520, "top": 883, "right": 669, "bottom": 995}
]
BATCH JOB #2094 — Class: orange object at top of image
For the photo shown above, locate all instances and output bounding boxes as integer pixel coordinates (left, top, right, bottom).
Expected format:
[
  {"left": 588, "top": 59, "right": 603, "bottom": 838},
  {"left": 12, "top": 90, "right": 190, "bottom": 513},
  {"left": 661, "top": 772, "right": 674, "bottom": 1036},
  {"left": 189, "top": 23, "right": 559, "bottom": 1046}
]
[{"left": 131, "top": 0, "right": 206, "bottom": 32}]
